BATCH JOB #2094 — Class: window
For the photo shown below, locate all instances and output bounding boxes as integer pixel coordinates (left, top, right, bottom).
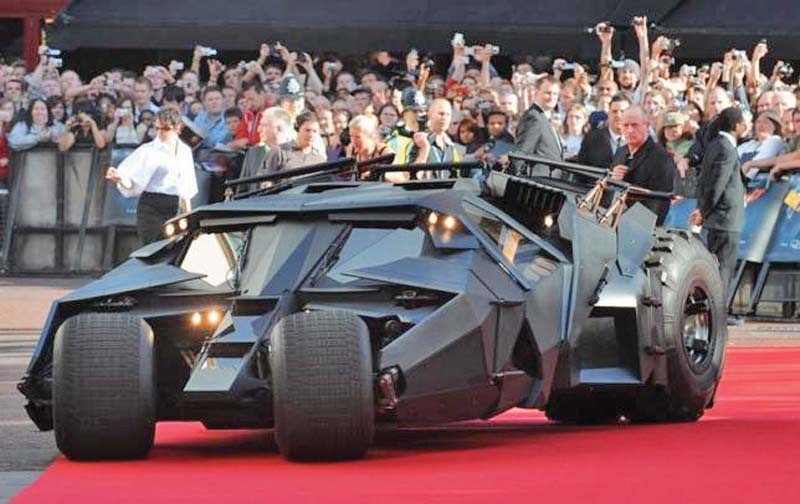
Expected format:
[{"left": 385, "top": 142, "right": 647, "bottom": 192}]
[
  {"left": 180, "top": 232, "right": 242, "bottom": 287},
  {"left": 462, "top": 203, "right": 545, "bottom": 281}
]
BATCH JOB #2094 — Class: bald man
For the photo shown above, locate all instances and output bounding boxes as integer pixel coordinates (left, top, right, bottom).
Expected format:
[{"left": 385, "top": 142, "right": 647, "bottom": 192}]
[
  {"left": 610, "top": 107, "right": 675, "bottom": 224},
  {"left": 683, "top": 87, "right": 733, "bottom": 170},
  {"left": 408, "top": 98, "right": 461, "bottom": 166}
]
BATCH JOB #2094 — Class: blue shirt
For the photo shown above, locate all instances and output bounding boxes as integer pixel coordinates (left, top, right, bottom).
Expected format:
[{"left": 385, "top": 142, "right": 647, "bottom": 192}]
[{"left": 193, "top": 111, "right": 231, "bottom": 148}]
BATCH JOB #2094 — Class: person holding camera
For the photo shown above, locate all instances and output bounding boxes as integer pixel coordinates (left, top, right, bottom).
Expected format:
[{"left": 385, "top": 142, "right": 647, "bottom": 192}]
[
  {"left": 408, "top": 98, "right": 461, "bottom": 170},
  {"left": 106, "top": 96, "right": 141, "bottom": 145},
  {"left": 7, "top": 98, "right": 65, "bottom": 151},
  {"left": 58, "top": 99, "right": 107, "bottom": 152},
  {"left": 105, "top": 107, "right": 197, "bottom": 245}
]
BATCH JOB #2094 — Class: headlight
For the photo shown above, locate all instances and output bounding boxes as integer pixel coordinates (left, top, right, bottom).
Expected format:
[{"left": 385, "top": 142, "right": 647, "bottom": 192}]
[{"left": 163, "top": 223, "right": 176, "bottom": 237}]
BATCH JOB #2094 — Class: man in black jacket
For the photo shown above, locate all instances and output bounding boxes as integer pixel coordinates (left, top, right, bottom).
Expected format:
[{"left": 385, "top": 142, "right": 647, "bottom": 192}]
[
  {"left": 610, "top": 107, "right": 675, "bottom": 224},
  {"left": 578, "top": 93, "right": 630, "bottom": 168},
  {"left": 690, "top": 107, "right": 747, "bottom": 298},
  {"left": 680, "top": 86, "right": 733, "bottom": 172},
  {"left": 512, "top": 76, "right": 564, "bottom": 177}
]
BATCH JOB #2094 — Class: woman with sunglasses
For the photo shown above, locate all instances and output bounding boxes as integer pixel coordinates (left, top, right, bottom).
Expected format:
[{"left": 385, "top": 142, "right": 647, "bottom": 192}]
[{"left": 105, "top": 107, "right": 197, "bottom": 245}]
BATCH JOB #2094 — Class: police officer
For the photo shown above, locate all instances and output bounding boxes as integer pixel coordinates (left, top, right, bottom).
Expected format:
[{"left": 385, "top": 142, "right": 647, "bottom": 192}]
[
  {"left": 278, "top": 73, "right": 305, "bottom": 123},
  {"left": 384, "top": 87, "right": 425, "bottom": 164}
]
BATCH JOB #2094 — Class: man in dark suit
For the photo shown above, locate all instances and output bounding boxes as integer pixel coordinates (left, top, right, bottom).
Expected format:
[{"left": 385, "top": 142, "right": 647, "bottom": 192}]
[
  {"left": 512, "top": 76, "right": 564, "bottom": 177},
  {"left": 690, "top": 107, "right": 747, "bottom": 298},
  {"left": 578, "top": 93, "right": 631, "bottom": 168},
  {"left": 610, "top": 106, "right": 675, "bottom": 225}
]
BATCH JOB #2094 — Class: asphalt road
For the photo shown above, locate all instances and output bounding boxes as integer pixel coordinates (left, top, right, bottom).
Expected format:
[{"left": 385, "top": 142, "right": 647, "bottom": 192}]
[
  {"left": 0, "top": 278, "right": 88, "bottom": 503},
  {"left": 0, "top": 276, "right": 798, "bottom": 502}
]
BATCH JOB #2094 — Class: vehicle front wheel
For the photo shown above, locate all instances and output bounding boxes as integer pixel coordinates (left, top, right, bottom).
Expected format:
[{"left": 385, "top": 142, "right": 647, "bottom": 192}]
[
  {"left": 270, "top": 310, "right": 374, "bottom": 460},
  {"left": 626, "top": 230, "right": 727, "bottom": 423},
  {"left": 53, "top": 313, "right": 156, "bottom": 460}
]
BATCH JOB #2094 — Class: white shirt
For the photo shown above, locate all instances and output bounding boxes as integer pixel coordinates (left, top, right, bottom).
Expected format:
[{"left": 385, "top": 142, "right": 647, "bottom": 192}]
[
  {"left": 609, "top": 130, "right": 623, "bottom": 155},
  {"left": 116, "top": 137, "right": 198, "bottom": 200},
  {"left": 736, "top": 134, "right": 783, "bottom": 162}
]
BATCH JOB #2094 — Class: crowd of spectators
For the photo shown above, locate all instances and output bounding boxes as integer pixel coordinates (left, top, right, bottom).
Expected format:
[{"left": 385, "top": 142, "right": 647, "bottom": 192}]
[{"left": 0, "top": 17, "right": 799, "bottom": 196}]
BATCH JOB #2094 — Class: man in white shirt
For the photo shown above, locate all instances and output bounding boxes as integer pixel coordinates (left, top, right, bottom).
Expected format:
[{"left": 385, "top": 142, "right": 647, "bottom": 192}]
[{"left": 105, "top": 108, "right": 197, "bottom": 245}]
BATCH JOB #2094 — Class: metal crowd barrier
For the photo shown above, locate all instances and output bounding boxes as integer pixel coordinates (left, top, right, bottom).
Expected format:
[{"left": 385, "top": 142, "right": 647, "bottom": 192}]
[
  {"left": 0, "top": 146, "right": 116, "bottom": 274},
  {"left": 0, "top": 145, "right": 245, "bottom": 275},
  {"left": 666, "top": 171, "right": 800, "bottom": 317}
]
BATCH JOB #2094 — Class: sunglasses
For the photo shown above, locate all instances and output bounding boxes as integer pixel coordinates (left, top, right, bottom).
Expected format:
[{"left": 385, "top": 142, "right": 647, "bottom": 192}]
[{"left": 154, "top": 124, "right": 173, "bottom": 132}]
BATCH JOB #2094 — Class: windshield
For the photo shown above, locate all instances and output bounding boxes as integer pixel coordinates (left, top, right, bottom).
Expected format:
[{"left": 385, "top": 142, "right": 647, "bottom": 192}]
[{"left": 179, "top": 232, "right": 243, "bottom": 287}]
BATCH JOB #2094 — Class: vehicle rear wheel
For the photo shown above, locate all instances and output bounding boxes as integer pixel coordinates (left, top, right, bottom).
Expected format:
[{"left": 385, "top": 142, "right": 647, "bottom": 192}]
[
  {"left": 53, "top": 313, "right": 156, "bottom": 460},
  {"left": 626, "top": 229, "right": 727, "bottom": 423},
  {"left": 270, "top": 310, "right": 374, "bottom": 460}
]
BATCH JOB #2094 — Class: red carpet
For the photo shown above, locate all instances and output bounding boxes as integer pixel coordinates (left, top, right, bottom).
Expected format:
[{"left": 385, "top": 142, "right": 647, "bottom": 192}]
[{"left": 14, "top": 347, "right": 800, "bottom": 503}]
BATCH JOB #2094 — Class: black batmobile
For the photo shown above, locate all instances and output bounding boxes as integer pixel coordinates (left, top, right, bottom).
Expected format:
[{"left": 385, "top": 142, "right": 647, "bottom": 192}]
[{"left": 18, "top": 154, "right": 727, "bottom": 460}]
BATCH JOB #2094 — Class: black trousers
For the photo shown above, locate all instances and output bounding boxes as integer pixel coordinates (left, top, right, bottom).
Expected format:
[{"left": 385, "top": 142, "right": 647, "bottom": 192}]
[
  {"left": 137, "top": 192, "right": 179, "bottom": 246},
  {"left": 705, "top": 228, "right": 740, "bottom": 299}
]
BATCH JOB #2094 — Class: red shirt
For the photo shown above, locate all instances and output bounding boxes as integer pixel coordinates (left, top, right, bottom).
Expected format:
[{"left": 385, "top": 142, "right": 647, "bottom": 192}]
[
  {"left": 236, "top": 100, "right": 276, "bottom": 146},
  {"left": 0, "top": 131, "right": 9, "bottom": 183}
]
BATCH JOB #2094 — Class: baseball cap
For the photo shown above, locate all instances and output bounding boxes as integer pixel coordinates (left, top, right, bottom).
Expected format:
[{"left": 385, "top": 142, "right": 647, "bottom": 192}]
[{"left": 662, "top": 111, "right": 685, "bottom": 127}]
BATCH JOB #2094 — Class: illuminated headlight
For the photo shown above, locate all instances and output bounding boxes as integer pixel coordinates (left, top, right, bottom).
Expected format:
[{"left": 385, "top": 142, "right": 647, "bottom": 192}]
[
  {"left": 177, "top": 217, "right": 189, "bottom": 231},
  {"left": 190, "top": 312, "right": 202, "bottom": 326},
  {"left": 443, "top": 215, "right": 457, "bottom": 231},
  {"left": 163, "top": 223, "right": 176, "bottom": 237},
  {"left": 428, "top": 212, "right": 439, "bottom": 225},
  {"left": 544, "top": 214, "right": 554, "bottom": 228},
  {"left": 207, "top": 309, "right": 221, "bottom": 325}
]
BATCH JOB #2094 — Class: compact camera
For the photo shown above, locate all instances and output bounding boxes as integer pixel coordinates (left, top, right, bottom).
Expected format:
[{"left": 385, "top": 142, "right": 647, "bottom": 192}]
[
  {"left": 199, "top": 46, "right": 217, "bottom": 57},
  {"left": 596, "top": 22, "right": 613, "bottom": 33},
  {"left": 664, "top": 38, "right": 681, "bottom": 52},
  {"left": 50, "top": 58, "right": 63, "bottom": 68},
  {"left": 777, "top": 62, "right": 795, "bottom": 79},
  {"left": 464, "top": 45, "right": 500, "bottom": 57}
]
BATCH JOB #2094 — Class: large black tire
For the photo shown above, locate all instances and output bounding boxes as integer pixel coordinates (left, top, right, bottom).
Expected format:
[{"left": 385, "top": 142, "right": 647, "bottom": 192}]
[
  {"left": 53, "top": 313, "right": 156, "bottom": 460},
  {"left": 270, "top": 310, "right": 374, "bottom": 460},
  {"left": 545, "top": 390, "right": 621, "bottom": 424},
  {"left": 626, "top": 229, "right": 727, "bottom": 423}
]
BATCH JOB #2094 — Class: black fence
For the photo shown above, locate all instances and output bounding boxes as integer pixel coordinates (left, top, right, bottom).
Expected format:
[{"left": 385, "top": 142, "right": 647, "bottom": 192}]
[{"left": 0, "top": 144, "right": 249, "bottom": 275}]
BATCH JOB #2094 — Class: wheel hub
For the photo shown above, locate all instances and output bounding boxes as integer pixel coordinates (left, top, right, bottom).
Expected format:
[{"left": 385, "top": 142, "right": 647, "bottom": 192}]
[{"left": 682, "top": 287, "right": 713, "bottom": 370}]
